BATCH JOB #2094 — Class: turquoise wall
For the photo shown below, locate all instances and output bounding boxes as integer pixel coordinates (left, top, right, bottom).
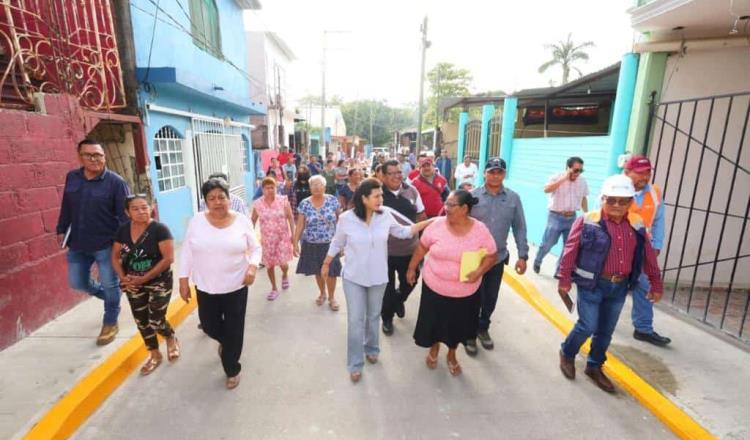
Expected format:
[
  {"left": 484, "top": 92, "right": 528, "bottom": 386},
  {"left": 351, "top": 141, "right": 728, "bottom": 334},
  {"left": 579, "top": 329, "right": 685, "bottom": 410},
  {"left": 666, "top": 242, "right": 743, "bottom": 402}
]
[
  {"left": 504, "top": 136, "right": 611, "bottom": 255},
  {"left": 130, "top": 0, "right": 254, "bottom": 109}
]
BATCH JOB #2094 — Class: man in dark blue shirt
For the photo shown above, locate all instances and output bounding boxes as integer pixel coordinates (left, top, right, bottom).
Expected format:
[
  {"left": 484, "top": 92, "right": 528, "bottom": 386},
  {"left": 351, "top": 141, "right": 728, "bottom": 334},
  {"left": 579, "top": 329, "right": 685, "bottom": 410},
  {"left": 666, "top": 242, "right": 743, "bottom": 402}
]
[{"left": 57, "top": 139, "right": 130, "bottom": 345}]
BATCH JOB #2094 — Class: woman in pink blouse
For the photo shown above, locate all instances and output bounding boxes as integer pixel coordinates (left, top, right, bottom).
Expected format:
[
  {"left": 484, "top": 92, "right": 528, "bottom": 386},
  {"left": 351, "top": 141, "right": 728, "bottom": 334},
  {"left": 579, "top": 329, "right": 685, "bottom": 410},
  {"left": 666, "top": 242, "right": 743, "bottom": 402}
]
[{"left": 407, "top": 190, "right": 498, "bottom": 376}]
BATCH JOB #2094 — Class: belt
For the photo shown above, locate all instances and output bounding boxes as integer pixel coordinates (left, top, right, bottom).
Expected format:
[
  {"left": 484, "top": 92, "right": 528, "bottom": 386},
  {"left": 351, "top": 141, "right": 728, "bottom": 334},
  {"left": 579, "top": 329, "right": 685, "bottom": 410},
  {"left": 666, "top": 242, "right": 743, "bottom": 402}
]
[
  {"left": 599, "top": 273, "right": 628, "bottom": 283},
  {"left": 551, "top": 210, "right": 576, "bottom": 217}
]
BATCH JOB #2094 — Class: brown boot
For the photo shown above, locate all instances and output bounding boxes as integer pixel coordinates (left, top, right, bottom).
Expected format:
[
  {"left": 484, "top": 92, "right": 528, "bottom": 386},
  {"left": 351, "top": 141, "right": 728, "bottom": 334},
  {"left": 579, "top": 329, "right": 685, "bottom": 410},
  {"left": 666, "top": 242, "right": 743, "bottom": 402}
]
[
  {"left": 585, "top": 366, "right": 616, "bottom": 393},
  {"left": 559, "top": 350, "right": 575, "bottom": 380},
  {"left": 96, "top": 324, "right": 119, "bottom": 346}
]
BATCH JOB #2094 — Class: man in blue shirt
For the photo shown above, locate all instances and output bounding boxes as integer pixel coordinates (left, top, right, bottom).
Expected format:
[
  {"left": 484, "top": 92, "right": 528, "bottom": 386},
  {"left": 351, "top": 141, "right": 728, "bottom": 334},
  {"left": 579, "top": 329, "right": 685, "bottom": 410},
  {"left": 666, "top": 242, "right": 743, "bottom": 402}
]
[
  {"left": 56, "top": 139, "right": 130, "bottom": 345},
  {"left": 624, "top": 156, "right": 671, "bottom": 347},
  {"left": 435, "top": 150, "right": 452, "bottom": 187}
]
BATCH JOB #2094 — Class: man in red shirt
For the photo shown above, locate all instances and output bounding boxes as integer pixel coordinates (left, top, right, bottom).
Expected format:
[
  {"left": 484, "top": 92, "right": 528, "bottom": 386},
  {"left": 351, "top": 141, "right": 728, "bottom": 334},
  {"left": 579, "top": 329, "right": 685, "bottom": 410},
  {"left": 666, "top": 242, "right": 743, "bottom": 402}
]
[
  {"left": 557, "top": 174, "right": 663, "bottom": 394},
  {"left": 277, "top": 146, "right": 293, "bottom": 170},
  {"left": 410, "top": 157, "right": 448, "bottom": 218}
]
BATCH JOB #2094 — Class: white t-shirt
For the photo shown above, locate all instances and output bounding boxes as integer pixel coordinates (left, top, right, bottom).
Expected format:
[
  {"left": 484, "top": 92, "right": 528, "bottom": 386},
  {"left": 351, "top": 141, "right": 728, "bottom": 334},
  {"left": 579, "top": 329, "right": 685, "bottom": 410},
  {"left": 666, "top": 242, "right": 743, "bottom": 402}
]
[
  {"left": 179, "top": 212, "right": 262, "bottom": 294},
  {"left": 454, "top": 162, "right": 478, "bottom": 185}
]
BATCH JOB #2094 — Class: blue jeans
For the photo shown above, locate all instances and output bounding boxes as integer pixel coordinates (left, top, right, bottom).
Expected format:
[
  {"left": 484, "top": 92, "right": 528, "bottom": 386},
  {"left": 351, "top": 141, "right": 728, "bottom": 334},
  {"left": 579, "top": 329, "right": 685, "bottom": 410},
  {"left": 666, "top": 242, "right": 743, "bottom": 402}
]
[
  {"left": 66, "top": 247, "right": 121, "bottom": 325},
  {"left": 561, "top": 278, "right": 628, "bottom": 368},
  {"left": 631, "top": 273, "right": 654, "bottom": 334},
  {"left": 534, "top": 211, "right": 575, "bottom": 271},
  {"left": 343, "top": 278, "right": 387, "bottom": 373}
]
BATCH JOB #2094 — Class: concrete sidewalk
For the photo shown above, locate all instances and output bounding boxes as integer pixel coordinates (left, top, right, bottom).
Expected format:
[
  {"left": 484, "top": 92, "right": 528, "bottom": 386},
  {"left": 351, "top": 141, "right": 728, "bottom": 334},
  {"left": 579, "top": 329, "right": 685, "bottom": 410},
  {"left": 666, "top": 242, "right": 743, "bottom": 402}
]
[
  {"left": 72, "top": 265, "right": 673, "bottom": 439},
  {"left": 521, "top": 242, "right": 750, "bottom": 439}
]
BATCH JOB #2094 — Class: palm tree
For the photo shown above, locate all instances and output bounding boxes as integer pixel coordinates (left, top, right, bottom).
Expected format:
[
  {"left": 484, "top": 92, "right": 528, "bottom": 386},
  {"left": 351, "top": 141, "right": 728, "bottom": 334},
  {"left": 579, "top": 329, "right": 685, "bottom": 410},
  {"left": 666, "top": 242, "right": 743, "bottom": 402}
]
[{"left": 538, "top": 34, "right": 595, "bottom": 85}]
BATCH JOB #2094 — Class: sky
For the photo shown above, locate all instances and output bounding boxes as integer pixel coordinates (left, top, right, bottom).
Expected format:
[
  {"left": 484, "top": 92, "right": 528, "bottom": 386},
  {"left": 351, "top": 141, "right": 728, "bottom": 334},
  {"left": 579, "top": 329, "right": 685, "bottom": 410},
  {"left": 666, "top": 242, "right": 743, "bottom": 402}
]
[{"left": 243, "top": 0, "right": 636, "bottom": 108}]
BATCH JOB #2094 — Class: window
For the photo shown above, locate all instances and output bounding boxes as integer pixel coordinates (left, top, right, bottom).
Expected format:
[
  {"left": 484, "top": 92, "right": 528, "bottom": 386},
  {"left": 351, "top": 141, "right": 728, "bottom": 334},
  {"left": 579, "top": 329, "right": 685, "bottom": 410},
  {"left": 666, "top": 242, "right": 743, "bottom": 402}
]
[
  {"left": 188, "top": 0, "right": 222, "bottom": 58},
  {"left": 154, "top": 127, "right": 186, "bottom": 192},
  {"left": 241, "top": 135, "right": 250, "bottom": 172}
]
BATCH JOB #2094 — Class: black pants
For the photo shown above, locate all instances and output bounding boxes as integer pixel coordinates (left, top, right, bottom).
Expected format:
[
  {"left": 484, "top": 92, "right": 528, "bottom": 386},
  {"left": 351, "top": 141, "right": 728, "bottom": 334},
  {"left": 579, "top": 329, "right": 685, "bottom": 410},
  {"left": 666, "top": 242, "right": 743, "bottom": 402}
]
[
  {"left": 381, "top": 255, "right": 419, "bottom": 322},
  {"left": 197, "top": 287, "right": 248, "bottom": 377},
  {"left": 477, "top": 257, "right": 509, "bottom": 332},
  {"left": 125, "top": 278, "right": 174, "bottom": 351}
]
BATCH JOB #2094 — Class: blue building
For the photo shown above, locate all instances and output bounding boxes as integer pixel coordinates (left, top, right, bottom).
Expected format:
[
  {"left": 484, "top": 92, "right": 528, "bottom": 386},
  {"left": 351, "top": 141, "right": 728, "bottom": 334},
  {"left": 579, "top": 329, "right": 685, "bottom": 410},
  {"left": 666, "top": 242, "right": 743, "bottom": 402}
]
[
  {"left": 446, "top": 54, "right": 638, "bottom": 255},
  {"left": 130, "top": 0, "right": 266, "bottom": 240}
]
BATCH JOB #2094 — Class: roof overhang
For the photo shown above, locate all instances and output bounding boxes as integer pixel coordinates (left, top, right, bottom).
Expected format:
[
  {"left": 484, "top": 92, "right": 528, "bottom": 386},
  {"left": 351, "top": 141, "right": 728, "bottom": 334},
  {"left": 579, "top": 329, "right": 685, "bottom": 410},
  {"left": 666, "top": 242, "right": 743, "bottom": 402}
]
[
  {"left": 235, "top": 0, "right": 262, "bottom": 10},
  {"left": 628, "top": 0, "right": 750, "bottom": 41}
]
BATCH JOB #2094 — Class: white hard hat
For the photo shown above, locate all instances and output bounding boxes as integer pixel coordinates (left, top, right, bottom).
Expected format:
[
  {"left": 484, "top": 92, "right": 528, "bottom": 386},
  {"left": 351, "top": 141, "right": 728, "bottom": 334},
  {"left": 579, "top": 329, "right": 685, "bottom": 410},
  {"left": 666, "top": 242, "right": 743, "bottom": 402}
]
[{"left": 600, "top": 174, "right": 635, "bottom": 198}]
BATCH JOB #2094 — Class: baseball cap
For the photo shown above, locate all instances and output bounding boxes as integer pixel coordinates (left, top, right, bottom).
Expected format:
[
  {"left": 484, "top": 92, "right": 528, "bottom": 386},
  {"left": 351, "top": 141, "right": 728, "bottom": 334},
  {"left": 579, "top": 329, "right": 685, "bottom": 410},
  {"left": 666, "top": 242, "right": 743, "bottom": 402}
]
[
  {"left": 624, "top": 155, "right": 652, "bottom": 172},
  {"left": 485, "top": 157, "right": 507, "bottom": 171},
  {"left": 419, "top": 157, "right": 434, "bottom": 166}
]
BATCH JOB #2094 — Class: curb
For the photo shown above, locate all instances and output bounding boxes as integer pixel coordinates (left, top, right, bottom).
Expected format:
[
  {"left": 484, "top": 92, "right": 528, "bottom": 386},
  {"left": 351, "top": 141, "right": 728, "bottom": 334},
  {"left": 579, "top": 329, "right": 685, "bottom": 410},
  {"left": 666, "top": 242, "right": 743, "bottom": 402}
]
[
  {"left": 503, "top": 270, "right": 716, "bottom": 440},
  {"left": 23, "top": 294, "right": 197, "bottom": 440}
]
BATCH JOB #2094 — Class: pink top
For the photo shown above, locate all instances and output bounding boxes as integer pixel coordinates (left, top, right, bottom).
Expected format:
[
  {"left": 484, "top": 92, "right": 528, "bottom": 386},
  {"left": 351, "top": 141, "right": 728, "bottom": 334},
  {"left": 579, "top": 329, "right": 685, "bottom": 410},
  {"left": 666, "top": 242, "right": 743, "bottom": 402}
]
[{"left": 420, "top": 217, "right": 497, "bottom": 298}]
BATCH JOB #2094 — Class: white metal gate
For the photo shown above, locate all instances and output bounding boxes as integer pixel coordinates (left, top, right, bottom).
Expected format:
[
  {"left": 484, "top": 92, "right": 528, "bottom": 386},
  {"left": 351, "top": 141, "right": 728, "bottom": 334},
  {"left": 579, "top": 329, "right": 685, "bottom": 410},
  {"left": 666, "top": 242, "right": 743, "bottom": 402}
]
[{"left": 191, "top": 118, "right": 247, "bottom": 204}]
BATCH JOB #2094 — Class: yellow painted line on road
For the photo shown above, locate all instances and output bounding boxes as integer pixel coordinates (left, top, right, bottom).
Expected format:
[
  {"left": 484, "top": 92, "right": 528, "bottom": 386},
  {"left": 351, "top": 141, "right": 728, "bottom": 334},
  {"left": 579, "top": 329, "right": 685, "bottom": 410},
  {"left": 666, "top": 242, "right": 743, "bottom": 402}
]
[
  {"left": 503, "top": 271, "right": 716, "bottom": 440},
  {"left": 23, "top": 293, "right": 196, "bottom": 440}
]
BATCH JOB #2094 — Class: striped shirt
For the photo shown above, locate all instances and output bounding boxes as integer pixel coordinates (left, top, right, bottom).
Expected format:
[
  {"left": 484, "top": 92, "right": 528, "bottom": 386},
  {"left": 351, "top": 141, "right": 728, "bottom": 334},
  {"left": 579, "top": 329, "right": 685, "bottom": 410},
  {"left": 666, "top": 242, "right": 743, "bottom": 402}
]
[
  {"left": 558, "top": 213, "right": 663, "bottom": 292},
  {"left": 547, "top": 173, "right": 588, "bottom": 212}
]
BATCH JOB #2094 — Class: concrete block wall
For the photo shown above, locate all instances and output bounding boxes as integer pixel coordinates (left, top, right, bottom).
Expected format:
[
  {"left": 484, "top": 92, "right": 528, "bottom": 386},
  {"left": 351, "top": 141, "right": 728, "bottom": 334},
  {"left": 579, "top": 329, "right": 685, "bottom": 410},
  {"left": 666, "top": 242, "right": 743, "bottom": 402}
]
[{"left": 0, "top": 95, "right": 88, "bottom": 350}]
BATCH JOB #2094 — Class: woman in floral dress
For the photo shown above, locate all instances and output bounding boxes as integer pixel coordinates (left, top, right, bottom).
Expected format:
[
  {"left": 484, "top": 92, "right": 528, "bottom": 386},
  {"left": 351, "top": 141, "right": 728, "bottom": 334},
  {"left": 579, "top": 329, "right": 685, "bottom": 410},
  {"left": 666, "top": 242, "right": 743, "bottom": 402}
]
[{"left": 251, "top": 177, "right": 296, "bottom": 300}]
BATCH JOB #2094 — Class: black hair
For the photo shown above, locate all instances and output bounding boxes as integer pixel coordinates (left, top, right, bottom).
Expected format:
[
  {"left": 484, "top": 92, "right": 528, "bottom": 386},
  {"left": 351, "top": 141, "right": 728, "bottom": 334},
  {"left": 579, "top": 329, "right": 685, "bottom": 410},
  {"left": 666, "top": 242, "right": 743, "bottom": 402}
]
[
  {"left": 77, "top": 138, "right": 101, "bottom": 152},
  {"left": 326, "top": 159, "right": 334, "bottom": 165},
  {"left": 208, "top": 172, "right": 229, "bottom": 181},
  {"left": 337, "top": 159, "right": 345, "bottom": 167},
  {"left": 451, "top": 189, "right": 479, "bottom": 213},
  {"left": 296, "top": 165, "right": 310, "bottom": 182},
  {"left": 353, "top": 178, "right": 382, "bottom": 221},
  {"left": 125, "top": 193, "right": 149, "bottom": 209},
  {"left": 567, "top": 156, "right": 584, "bottom": 168},
  {"left": 348, "top": 167, "right": 360, "bottom": 176},
  {"left": 382, "top": 159, "right": 400, "bottom": 174},
  {"left": 201, "top": 178, "right": 230, "bottom": 199}
]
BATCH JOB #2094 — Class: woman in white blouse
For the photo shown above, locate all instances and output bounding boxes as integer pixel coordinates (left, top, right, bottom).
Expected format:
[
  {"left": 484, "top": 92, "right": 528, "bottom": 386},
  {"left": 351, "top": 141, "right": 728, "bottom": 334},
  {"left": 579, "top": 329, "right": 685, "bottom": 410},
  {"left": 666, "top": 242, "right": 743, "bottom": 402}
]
[
  {"left": 179, "top": 178, "right": 261, "bottom": 390},
  {"left": 322, "top": 178, "right": 433, "bottom": 383}
]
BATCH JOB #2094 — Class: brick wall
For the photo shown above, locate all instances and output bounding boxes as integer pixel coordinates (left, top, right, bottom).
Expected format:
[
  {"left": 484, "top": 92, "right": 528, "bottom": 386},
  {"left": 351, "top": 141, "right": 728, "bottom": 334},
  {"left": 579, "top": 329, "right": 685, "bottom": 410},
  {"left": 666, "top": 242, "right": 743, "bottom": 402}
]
[{"left": 0, "top": 95, "right": 89, "bottom": 350}]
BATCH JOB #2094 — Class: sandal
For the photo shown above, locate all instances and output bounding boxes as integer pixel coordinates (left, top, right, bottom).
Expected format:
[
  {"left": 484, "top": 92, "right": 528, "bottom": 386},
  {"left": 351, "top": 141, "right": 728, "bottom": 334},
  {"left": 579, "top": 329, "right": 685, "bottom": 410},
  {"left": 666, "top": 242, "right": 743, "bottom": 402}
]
[
  {"left": 350, "top": 371, "right": 362, "bottom": 383},
  {"left": 267, "top": 290, "right": 280, "bottom": 301},
  {"left": 329, "top": 299, "right": 340, "bottom": 312},
  {"left": 166, "top": 337, "right": 180, "bottom": 363},
  {"left": 315, "top": 294, "right": 326, "bottom": 306},
  {"left": 281, "top": 277, "right": 290, "bottom": 290},
  {"left": 140, "top": 355, "right": 162, "bottom": 376},
  {"left": 226, "top": 374, "right": 241, "bottom": 390},
  {"left": 447, "top": 359, "right": 462, "bottom": 376},
  {"left": 425, "top": 353, "right": 438, "bottom": 370}
]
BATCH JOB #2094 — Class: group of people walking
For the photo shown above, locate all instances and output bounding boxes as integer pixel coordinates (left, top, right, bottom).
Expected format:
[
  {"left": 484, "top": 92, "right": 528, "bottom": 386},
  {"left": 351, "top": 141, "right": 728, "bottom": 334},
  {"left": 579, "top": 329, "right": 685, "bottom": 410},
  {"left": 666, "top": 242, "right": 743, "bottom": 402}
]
[{"left": 57, "top": 138, "right": 669, "bottom": 394}]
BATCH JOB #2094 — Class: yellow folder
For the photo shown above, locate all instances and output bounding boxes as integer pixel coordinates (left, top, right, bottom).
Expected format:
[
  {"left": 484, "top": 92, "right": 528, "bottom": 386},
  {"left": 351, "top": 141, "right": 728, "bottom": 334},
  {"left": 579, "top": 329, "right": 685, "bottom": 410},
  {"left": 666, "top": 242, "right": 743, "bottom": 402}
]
[{"left": 460, "top": 248, "right": 488, "bottom": 282}]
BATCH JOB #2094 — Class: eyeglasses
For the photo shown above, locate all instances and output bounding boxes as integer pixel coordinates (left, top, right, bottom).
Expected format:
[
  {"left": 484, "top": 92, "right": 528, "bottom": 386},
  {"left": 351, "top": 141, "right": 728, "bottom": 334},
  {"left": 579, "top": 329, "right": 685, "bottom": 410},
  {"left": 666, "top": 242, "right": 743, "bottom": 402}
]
[
  {"left": 386, "top": 171, "right": 402, "bottom": 176},
  {"left": 444, "top": 201, "right": 460, "bottom": 208},
  {"left": 605, "top": 197, "right": 633, "bottom": 206},
  {"left": 572, "top": 168, "right": 584, "bottom": 174},
  {"left": 80, "top": 153, "right": 105, "bottom": 161}
]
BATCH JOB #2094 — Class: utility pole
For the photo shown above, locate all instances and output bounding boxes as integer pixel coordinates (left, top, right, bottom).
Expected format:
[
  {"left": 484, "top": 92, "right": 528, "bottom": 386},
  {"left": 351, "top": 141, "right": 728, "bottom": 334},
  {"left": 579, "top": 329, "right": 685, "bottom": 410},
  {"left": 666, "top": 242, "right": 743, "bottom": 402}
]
[
  {"left": 369, "top": 103, "right": 374, "bottom": 151},
  {"left": 320, "top": 32, "right": 327, "bottom": 158},
  {"left": 416, "top": 16, "right": 430, "bottom": 154}
]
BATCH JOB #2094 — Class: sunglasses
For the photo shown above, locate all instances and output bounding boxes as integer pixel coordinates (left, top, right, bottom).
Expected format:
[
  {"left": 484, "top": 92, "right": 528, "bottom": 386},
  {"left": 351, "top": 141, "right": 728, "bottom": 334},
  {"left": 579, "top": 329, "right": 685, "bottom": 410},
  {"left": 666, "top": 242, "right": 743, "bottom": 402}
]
[
  {"left": 605, "top": 197, "right": 633, "bottom": 206},
  {"left": 126, "top": 193, "right": 148, "bottom": 200},
  {"left": 80, "top": 153, "right": 105, "bottom": 161},
  {"left": 572, "top": 168, "right": 584, "bottom": 174}
]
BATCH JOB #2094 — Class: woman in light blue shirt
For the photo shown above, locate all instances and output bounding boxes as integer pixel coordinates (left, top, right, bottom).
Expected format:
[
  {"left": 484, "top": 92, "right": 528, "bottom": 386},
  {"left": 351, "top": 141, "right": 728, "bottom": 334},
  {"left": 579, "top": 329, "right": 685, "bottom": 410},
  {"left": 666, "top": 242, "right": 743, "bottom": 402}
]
[{"left": 322, "top": 178, "right": 433, "bottom": 383}]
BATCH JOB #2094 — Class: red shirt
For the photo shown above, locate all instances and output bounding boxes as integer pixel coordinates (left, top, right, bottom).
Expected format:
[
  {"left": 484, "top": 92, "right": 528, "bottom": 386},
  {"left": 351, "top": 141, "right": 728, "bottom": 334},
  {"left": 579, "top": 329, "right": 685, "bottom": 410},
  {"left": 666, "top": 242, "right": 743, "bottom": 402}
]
[
  {"left": 408, "top": 169, "right": 420, "bottom": 181},
  {"left": 411, "top": 174, "right": 448, "bottom": 218},
  {"left": 277, "top": 152, "right": 293, "bottom": 167},
  {"left": 558, "top": 211, "right": 663, "bottom": 292}
]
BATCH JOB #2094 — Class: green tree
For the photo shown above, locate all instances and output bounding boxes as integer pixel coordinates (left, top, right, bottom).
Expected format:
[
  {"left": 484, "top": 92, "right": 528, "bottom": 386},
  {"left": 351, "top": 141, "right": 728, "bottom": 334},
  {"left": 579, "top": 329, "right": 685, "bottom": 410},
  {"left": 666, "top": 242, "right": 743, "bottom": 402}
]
[
  {"left": 538, "top": 33, "right": 594, "bottom": 85},
  {"left": 340, "top": 100, "right": 415, "bottom": 147},
  {"left": 423, "top": 62, "right": 473, "bottom": 129}
]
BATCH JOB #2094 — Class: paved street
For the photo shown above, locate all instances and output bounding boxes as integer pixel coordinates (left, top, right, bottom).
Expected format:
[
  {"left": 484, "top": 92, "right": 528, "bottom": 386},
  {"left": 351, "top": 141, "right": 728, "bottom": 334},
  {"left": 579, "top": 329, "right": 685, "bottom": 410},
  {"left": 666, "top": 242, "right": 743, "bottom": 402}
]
[{"left": 75, "top": 265, "right": 673, "bottom": 440}]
